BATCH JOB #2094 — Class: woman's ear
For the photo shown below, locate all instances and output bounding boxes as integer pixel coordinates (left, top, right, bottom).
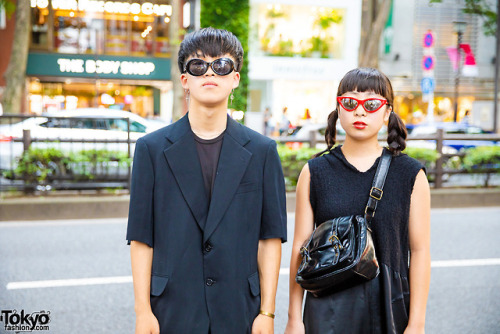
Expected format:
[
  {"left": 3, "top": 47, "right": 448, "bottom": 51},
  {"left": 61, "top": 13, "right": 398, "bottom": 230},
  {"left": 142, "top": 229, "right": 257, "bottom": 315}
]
[{"left": 384, "top": 106, "right": 392, "bottom": 122}]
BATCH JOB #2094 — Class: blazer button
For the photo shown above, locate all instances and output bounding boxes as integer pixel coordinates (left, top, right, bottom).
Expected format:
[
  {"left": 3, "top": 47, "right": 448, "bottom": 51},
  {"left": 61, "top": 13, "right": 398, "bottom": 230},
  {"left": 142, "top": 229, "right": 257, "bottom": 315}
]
[
  {"left": 204, "top": 242, "right": 213, "bottom": 253},
  {"left": 206, "top": 278, "right": 215, "bottom": 286}
]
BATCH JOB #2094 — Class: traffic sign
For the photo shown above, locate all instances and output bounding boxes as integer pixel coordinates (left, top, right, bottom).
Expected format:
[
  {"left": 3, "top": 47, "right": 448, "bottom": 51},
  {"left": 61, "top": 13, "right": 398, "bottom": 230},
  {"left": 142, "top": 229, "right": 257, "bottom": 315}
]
[
  {"left": 421, "top": 77, "right": 435, "bottom": 94},
  {"left": 422, "top": 56, "right": 435, "bottom": 70},
  {"left": 423, "top": 31, "right": 434, "bottom": 48}
]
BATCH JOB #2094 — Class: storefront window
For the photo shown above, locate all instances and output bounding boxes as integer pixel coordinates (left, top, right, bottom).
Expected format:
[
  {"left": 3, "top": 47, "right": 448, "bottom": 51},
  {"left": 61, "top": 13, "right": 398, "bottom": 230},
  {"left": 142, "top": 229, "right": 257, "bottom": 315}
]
[
  {"left": 252, "top": 4, "right": 345, "bottom": 59},
  {"left": 28, "top": 78, "right": 154, "bottom": 117},
  {"left": 30, "top": 0, "right": 172, "bottom": 56},
  {"left": 31, "top": 5, "right": 49, "bottom": 49}
]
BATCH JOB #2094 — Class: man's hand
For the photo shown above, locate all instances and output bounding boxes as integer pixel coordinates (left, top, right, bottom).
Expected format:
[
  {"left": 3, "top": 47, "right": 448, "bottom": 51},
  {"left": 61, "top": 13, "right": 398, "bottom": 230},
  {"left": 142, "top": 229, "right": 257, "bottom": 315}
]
[
  {"left": 251, "top": 313, "right": 274, "bottom": 334},
  {"left": 135, "top": 310, "right": 160, "bottom": 334}
]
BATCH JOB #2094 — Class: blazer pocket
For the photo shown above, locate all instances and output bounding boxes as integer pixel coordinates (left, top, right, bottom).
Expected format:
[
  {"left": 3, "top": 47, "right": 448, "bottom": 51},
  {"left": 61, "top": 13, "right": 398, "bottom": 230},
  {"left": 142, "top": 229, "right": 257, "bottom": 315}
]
[
  {"left": 247, "top": 272, "right": 260, "bottom": 297},
  {"left": 151, "top": 275, "right": 169, "bottom": 297},
  {"left": 236, "top": 182, "right": 259, "bottom": 194}
]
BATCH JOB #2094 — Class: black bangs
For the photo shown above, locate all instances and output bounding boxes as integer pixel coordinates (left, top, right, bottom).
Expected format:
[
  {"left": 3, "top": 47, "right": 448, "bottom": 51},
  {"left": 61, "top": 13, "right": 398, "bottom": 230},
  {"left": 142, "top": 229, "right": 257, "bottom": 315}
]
[
  {"left": 337, "top": 68, "right": 393, "bottom": 104},
  {"left": 178, "top": 27, "right": 244, "bottom": 73}
]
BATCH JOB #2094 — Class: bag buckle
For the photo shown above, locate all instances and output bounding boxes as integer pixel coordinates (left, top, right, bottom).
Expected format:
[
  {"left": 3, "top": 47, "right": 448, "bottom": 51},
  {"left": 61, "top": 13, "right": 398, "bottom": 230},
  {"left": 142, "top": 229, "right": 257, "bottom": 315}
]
[
  {"left": 370, "top": 187, "right": 383, "bottom": 200},
  {"left": 328, "top": 234, "right": 343, "bottom": 250}
]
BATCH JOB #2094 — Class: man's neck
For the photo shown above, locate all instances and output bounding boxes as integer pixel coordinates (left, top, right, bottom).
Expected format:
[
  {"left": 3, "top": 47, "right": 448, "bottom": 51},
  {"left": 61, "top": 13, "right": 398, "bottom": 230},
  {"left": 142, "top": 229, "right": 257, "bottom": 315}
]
[{"left": 188, "top": 106, "right": 228, "bottom": 140}]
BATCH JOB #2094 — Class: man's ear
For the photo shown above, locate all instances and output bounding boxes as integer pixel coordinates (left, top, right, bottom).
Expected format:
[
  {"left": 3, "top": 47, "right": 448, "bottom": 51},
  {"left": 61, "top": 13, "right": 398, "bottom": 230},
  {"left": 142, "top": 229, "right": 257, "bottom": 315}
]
[
  {"left": 180, "top": 73, "right": 189, "bottom": 89},
  {"left": 232, "top": 72, "right": 240, "bottom": 89}
]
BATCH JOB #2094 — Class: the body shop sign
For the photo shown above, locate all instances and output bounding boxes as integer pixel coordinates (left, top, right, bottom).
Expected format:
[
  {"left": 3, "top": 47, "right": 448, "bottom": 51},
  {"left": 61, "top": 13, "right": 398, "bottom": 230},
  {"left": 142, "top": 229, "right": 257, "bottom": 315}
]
[
  {"left": 27, "top": 53, "right": 171, "bottom": 80},
  {"left": 57, "top": 58, "right": 156, "bottom": 76}
]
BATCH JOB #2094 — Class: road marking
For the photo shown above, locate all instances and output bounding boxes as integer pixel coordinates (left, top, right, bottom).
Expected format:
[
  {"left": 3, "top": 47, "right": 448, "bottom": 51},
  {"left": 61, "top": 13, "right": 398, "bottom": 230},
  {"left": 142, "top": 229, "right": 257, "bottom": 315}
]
[
  {"left": 6, "top": 258, "right": 500, "bottom": 290},
  {"left": 0, "top": 218, "right": 127, "bottom": 228},
  {"left": 6, "top": 276, "right": 132, "bottom": 290},
  {"left": 431, "top": 258, "right": 500, "bottom": 268}
]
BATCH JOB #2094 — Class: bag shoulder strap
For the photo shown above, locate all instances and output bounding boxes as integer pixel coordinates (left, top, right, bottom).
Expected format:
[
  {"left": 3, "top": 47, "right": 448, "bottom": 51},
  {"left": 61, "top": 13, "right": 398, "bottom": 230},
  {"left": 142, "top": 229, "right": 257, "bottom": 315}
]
[{"left": 364, "top": 149, "right": 392, "bottom": 223}]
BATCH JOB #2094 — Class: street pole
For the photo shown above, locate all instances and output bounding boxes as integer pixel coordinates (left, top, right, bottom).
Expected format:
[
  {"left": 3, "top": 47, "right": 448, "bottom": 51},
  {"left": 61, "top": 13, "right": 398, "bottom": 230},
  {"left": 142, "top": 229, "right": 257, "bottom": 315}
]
[
  {"left": 453, "top": 30, "right": 463, "bottom": 123},
  {"left": 493, "top": 0, "right": 500, "bottom": 133}
]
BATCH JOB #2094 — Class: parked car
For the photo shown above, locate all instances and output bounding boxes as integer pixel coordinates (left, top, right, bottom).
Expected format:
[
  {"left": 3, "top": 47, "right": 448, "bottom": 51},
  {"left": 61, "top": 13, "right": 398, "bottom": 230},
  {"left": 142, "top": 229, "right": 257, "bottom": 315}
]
[
  {"left": 408, "top": 122, "right": 495, "bottom": 151},
  {"left": 0, "top": 108, "right": 168, "bottom": 171}
]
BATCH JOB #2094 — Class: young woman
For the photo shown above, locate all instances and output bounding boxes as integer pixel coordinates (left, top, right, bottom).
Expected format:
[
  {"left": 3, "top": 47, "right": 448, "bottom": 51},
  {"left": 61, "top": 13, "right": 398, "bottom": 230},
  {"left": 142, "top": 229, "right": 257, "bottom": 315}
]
[{"left": 285, "top": 68, "right": 431, "bottom": 334}]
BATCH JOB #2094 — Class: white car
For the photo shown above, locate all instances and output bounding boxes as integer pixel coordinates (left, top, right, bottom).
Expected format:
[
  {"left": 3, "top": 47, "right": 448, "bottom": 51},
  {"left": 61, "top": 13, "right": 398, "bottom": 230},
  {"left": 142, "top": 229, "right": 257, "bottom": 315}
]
[{"left": 0, "top": 108, "right": 168, "bottom": 171}]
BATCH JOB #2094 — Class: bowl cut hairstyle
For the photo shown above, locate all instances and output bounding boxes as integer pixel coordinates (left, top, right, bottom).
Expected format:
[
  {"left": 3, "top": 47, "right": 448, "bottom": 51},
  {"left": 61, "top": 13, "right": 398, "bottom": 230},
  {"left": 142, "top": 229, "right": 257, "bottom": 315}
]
[{"left": 178, "top": 27, "right": 244, "bottom": 73}]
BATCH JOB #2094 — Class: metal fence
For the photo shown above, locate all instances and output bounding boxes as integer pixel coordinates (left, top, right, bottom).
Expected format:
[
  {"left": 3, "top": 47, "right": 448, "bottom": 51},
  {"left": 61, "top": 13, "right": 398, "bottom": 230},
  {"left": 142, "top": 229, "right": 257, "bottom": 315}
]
[
  {"left": 0, "top": 114, "right": 136, "bottom": 193},
  {"left": 1, "top": 114, "right": 499, "bottom": 193}
]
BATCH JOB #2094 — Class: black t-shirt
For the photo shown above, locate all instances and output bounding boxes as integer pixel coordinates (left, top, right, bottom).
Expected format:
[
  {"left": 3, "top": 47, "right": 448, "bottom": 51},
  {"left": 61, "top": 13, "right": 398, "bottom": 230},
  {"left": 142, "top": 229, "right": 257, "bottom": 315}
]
[{"left": 193, "top": 130, "right": 224, "bottom": 202}]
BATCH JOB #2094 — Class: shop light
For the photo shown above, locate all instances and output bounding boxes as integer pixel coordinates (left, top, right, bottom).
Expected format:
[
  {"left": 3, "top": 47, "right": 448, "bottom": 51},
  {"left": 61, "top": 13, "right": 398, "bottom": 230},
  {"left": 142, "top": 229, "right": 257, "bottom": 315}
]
[
  {"left": 101, "top": 93, "right": 115, "bottom": 105},
  {"left": 183, "top": 2, "right": 190, "bottom": 28},
  {"left": 69, "top": 11, "right": 75, "bottom": 17},
  {"left": 124, "top": 95, "right": 133, "bottom": 104},
  {"left": 31, "top": 0, "right": 49, "bottom": 9},
  {"left": 164, "top": 17, "right": 170, "bottom": 23},
  {"left": 133, "top": 15, "right": 139, "bottom": 21},
  {"left": 32, "top": 0, "right": 172, "bottom": 17}
]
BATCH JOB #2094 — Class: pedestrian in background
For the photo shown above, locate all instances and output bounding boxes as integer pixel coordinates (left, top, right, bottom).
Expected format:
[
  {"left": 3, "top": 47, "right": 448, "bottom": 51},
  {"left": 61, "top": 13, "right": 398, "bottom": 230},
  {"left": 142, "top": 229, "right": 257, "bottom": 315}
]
[
  {"left": 285, "top": 68, "right": 431, "bottom": 334},
  {"left": 279, "top": 106, "right": 291, "bottom": 136},
  {"left": 127, "top": 27, "right": 287, "bottom": 334}
]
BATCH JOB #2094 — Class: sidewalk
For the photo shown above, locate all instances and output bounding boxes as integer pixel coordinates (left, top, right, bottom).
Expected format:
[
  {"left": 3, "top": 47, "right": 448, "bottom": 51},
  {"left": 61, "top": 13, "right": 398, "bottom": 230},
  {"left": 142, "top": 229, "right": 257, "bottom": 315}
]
[{"left": 1, "top": 188, "right": 499, "bottom": 221}]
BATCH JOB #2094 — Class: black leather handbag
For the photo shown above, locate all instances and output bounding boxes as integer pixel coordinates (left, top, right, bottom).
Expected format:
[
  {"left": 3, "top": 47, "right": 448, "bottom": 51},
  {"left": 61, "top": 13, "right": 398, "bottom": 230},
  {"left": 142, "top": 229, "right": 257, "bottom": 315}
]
[{"left": 295, "top": 150, "right": 392, "bottom": 297}]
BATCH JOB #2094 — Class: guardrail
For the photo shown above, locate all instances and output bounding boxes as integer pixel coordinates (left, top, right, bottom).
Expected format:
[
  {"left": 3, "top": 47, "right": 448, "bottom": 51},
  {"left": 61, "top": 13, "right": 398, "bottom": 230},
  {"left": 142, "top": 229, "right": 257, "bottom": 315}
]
[
  {"left": 1, "top": 114, "right": 499, "bottom": 192},
  {"left": 274, "top": 129, "right": 500, "bottom": 188}
]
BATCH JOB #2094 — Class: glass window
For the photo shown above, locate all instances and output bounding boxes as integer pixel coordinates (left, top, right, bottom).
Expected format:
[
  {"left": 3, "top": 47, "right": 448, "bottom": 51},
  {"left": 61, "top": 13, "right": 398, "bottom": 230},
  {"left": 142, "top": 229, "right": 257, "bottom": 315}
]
[
  {"left": 31, "top": 6, "right": 49, "bottom": 49},
  {"left": 154, "top": 15, "right": 171, "bottom": 57},
  {"left": 31, "top": 0, "right": 172, "bottom": 56},
  {"left": 252, "top": 4, "right": 345, "bottom": 59},
  {"left": 130, "top": 121, "right": 147, "bottom": 133}
]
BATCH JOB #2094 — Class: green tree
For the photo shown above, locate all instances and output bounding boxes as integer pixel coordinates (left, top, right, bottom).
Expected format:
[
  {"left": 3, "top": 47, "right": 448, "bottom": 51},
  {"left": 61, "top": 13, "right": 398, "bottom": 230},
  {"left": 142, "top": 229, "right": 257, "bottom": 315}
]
[
  {"left": 200, "top": 0, "right": 249, "bottom": 112},
  {"left": 1, "top": 0, "right": 30, "bottom": 115},
  {"left": 430, "top": 0, "right": 497, "bottom": 36}
]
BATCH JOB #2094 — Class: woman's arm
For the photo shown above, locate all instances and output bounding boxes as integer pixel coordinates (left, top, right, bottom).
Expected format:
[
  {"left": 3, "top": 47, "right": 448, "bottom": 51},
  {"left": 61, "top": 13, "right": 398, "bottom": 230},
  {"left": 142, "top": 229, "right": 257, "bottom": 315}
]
[
  {"left": 405, "top": 170, "right": 431, "bottom": 333},
  {"left": 285, "top": 164, "right": 315, "bottom": 334}
]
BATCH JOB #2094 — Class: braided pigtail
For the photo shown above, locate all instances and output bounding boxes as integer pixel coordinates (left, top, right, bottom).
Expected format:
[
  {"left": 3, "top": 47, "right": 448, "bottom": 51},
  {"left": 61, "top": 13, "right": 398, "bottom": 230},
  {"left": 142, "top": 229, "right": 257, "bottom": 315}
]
[
  {"left": 387, "top": 111, "right": 407, "bottom": 155},
  {"left": 314, "top": 109, "right": 338, "bottom": 158}
]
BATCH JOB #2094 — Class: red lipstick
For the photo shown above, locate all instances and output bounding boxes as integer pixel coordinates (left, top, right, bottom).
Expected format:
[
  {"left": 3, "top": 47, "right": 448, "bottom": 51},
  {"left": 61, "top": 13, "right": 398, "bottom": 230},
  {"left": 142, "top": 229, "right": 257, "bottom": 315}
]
[{"left": 353, "top": 121, "right": 367, "bottom": 129}]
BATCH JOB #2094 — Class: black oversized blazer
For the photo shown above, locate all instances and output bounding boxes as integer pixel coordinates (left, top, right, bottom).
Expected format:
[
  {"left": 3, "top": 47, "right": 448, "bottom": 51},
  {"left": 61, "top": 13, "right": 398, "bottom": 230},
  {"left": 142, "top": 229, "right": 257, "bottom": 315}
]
[{"left": 126, "top": 114, "right": 287, "bottom": 334}]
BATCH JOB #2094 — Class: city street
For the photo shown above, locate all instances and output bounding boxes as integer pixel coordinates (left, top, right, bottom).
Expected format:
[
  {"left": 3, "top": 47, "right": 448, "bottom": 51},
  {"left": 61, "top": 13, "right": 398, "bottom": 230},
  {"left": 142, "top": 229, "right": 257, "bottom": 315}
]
[{"left": 1, "top": 207, "right": 499, "bottom": 334}]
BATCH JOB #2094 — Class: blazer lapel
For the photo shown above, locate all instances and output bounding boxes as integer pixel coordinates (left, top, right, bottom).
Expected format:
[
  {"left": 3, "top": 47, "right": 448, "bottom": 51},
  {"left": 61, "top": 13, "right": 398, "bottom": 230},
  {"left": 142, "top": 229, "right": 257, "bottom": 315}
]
[
  {"left": 203, "top": 117, "right": 252, "bottom": 243},
  {"left": 163, "top": 115, "right": 208, "bottom": 231}
]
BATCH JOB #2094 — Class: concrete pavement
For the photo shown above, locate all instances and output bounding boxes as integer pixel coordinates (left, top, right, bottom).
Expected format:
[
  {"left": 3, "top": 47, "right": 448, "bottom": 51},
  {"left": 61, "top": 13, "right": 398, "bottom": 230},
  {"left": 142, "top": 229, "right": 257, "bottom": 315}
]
[{"left": 1, "top": 188, "right": 500, "bottom": 221}]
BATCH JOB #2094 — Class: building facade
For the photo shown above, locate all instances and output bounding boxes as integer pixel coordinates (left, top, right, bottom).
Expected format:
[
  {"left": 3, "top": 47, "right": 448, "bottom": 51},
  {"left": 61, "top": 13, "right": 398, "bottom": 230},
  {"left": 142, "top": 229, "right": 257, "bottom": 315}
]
[
  {"left": 379, "top": 0, "right": 497, "bottom": 131},
  {"left": 1, "top": 0, "right": 194, "bottom": 121},
  {"left": 247, "top": 0, "right": 362, "bottom": 131}
]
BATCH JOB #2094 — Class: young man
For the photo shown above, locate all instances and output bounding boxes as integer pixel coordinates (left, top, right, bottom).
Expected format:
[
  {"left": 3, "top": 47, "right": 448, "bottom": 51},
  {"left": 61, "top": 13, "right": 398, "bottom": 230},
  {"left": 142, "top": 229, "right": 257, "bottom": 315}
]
[{"left": 127, "top": 27, "right": 287, "bottom": 334}]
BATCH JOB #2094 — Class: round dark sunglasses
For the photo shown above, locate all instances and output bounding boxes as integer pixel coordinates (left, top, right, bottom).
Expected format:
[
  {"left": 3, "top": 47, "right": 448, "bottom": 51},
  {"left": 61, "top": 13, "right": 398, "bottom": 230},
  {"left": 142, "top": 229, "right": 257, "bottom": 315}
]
[
  {"left": 337, "top": 97, "right": 388, "bottom": 113},
  {"left": 183, "top": 58, "right": 236, "bottom": 76}
]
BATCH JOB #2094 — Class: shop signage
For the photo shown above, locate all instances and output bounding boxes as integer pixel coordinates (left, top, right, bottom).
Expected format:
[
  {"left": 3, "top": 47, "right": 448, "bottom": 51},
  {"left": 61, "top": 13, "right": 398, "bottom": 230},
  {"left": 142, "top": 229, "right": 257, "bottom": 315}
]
[
  {"left": 27, "top": 52, "right": 171, "bottom": 80},
  {"left": 57, "top": 58, "right": 156, "bottom": 76},
  {"left": 31, "top": 0, "right": 172, "bottom": 16}
]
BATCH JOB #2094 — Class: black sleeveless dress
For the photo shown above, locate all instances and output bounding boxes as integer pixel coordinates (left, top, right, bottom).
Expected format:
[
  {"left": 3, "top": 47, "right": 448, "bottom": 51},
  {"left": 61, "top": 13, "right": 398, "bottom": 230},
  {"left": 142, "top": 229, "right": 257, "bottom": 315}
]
[{"left": 304, "top": 146, "right": 425, "bottom": 334}]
